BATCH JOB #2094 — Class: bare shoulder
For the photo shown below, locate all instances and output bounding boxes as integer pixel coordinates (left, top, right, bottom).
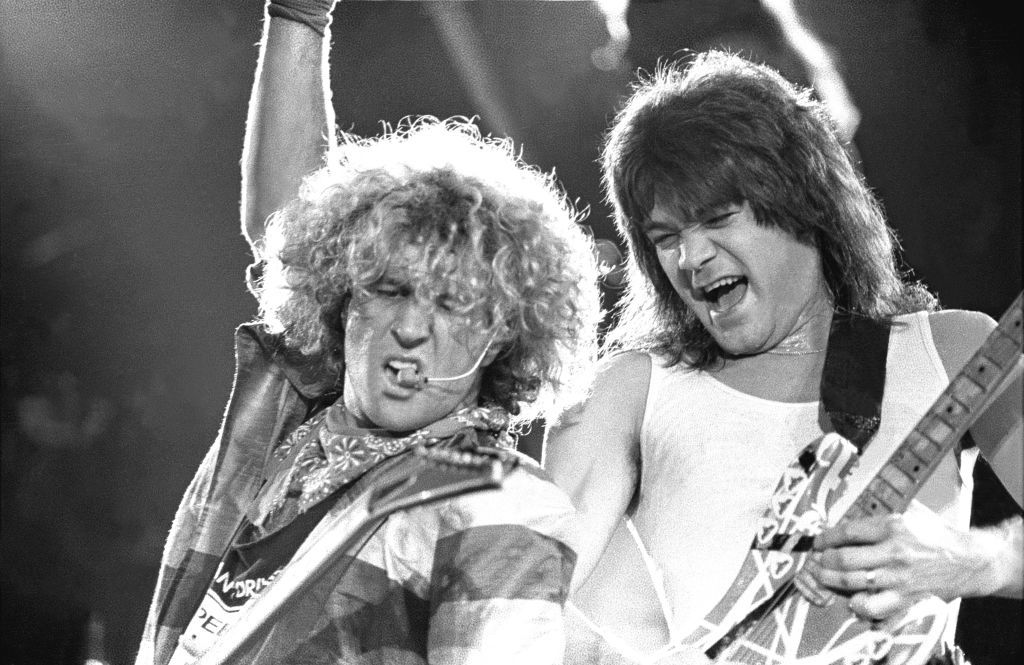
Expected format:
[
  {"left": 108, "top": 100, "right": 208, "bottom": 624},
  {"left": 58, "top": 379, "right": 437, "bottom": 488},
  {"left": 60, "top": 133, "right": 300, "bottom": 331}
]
[
  {"left": 926, "top": 309, "right": 998, "bottom": 377},
  {"left": 584, "top": 351, "right": 653, "bottom": 428},
  {"left": 597, "top": 350, "right": 654, "bottom": 391},
  {"left": 544, "top": 351, "right": 651, "bottom": 466}
]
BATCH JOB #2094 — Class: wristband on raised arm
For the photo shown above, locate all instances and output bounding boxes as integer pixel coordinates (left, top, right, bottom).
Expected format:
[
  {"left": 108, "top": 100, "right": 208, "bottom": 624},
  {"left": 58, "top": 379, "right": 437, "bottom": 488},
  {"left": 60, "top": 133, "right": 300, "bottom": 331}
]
[{"left": 267, "top": 0, "right": 339, "bottom": 37}]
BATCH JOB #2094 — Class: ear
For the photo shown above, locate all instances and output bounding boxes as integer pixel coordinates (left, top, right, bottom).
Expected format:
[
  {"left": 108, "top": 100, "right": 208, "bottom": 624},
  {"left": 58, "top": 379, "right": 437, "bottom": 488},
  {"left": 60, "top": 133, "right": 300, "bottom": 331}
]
[
  {"left": 479, "top": 334, "right": 506, "bottom": 369},
  {"left": 337, "top": 293, "right": 354, "bottom": 330}
]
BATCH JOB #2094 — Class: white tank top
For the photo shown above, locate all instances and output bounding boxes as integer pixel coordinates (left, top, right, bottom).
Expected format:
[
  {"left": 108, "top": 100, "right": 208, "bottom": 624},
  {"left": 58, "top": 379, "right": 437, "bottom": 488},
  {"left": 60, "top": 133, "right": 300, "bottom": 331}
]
[{"left": 634, "top": 311, "right": 975, "bottom": 641}]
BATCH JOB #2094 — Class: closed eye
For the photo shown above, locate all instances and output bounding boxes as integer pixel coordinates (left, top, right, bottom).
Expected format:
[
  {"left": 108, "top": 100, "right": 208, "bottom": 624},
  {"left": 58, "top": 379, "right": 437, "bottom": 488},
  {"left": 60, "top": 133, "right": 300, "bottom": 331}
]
[
  {"left": 436, "top": 294, "right": 459, "bottom": 312},
  {"left": 648, "top": 232, "right": 679, "bottom": 250},
  {"left": 373, "top": 281, "right": 410, "bottom": 298},
  {"left": 703, "top": 209, "right": 740, "bottom": 228}
]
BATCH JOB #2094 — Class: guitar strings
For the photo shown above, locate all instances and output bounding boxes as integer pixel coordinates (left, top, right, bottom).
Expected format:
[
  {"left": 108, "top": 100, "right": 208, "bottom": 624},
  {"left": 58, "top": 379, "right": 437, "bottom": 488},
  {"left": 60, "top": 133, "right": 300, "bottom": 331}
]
[{"left": 720, "top": 575, "right": 801, "bottom": 663}]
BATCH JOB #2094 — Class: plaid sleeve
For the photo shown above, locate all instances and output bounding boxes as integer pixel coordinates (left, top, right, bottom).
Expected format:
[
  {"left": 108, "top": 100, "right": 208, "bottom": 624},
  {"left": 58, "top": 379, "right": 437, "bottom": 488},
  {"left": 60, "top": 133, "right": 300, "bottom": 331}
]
[
  {"left": 426, "top": 458, "right": 578, "bottom": 665},
  {"left": 135, "top": 325, "right": 313, "bottom": 665},
  {"left": 136, "top": 440, "right": 224, "bottom": 664}
]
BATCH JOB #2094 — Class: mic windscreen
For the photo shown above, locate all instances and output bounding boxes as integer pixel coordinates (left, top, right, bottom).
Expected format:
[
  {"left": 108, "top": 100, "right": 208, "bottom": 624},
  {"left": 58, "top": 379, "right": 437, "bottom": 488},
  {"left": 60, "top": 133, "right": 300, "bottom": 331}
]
[
  {"left": 396, "top": 367, "right": 424, "bottom": 389},
  {"left": 594, "top": 238, "right": 625, "bottom": 288}
]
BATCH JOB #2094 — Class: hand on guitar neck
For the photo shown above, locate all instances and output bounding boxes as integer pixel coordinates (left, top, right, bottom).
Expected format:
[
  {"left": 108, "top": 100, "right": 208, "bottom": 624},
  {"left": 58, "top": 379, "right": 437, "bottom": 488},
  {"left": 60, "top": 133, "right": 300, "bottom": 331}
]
[
  {"left": 689, "top": 295, "right": 1022, "bottom": 665},
  {"left": 799, "top": 298, "right": 1024, "bottom": 624},
  {"left": 800, "top": 502, "right": 1023, "bottom": 620}
]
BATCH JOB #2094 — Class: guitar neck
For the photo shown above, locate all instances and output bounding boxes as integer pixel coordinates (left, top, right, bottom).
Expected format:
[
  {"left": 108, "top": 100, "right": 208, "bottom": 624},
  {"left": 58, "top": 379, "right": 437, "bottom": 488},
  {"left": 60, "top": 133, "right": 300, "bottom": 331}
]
[{"left": 840, "top": 294, "right": 1022, "bottom": 523}]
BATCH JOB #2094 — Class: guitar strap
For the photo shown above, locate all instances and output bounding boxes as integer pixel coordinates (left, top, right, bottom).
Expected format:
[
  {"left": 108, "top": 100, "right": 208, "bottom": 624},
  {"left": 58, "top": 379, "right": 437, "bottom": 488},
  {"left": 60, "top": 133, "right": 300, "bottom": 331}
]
[{"left": 819, "top": 313, "right": 891, "bottom": 451}]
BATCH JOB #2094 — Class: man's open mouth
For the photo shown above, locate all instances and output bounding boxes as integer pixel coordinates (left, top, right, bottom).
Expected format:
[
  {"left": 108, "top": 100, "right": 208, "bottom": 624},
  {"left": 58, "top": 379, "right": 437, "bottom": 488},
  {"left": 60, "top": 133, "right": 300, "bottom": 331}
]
[
  {"left": 385, "top": 358, "right": 422, "bottom": 387},
  {"left": 700, "top": 276, "right": 748, "bottom": 311}
]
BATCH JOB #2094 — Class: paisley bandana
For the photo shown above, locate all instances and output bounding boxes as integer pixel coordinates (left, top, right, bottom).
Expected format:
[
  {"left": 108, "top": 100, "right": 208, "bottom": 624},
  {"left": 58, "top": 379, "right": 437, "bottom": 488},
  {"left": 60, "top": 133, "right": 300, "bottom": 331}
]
[{"left": 247, "top": 403, "right": 514, "bottom": 535}]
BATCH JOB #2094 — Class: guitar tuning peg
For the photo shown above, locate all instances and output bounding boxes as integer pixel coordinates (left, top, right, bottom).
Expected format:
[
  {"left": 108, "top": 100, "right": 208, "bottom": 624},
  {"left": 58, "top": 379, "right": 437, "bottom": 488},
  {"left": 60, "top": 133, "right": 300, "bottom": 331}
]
[{"left": 420, "top": 444, "right": 488, "bottom": 468}]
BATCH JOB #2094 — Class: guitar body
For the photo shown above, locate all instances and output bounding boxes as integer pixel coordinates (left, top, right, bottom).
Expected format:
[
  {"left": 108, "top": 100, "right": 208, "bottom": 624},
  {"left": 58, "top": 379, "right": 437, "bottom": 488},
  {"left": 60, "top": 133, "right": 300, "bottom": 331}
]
[
  {"left": 685, "top": 434, "right": 947, "bottom": 665},
  {"left": 717, "top": 594, "right": 946, "bottom": 665}
]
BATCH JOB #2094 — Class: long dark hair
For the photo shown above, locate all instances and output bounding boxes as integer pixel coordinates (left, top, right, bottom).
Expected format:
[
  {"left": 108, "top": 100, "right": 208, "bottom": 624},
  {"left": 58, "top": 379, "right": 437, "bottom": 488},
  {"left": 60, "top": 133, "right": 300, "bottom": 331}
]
[{"left": 602, "top": 51, "right": 935, "bottom": 368}]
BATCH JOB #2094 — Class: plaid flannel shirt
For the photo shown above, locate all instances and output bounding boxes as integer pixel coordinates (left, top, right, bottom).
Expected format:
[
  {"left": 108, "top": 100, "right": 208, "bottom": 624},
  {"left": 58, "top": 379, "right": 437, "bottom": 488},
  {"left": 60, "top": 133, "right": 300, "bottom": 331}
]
[{"left": 135, "top": 324, "right": 577, "bottom": 665}]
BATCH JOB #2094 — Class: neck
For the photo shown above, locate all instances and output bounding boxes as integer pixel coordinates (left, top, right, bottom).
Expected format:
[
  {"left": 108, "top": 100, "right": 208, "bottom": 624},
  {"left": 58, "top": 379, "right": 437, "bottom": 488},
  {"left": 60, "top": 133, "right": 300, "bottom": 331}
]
[{"left": 768, "top": 291, "right": 834, "bottom": 356}]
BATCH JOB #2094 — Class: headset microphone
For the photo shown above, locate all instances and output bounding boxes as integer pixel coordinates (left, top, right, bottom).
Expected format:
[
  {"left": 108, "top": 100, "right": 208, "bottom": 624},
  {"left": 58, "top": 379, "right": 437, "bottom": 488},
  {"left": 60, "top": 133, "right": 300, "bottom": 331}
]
[{"left": 395, "top": 335, "right": 496, "bottom": 390}]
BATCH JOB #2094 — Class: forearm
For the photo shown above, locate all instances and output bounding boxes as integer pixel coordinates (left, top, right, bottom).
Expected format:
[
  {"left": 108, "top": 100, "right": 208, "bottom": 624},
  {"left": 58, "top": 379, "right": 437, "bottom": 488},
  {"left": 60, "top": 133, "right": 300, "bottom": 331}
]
[
  {"left": 967, "top": 515, "right": 1023, "bottom": 599},
  {"left": 241, "top": 9, "right": 336, "bottom": 254},
  {"left": 544, "top": 353, "right": 649, "bottom": 593},
  {"left": 546, "top": 421, "right": 637, "bottom": 592},
  {"left": 973, "top": 358, "right": 1023, "bottom": 506}
]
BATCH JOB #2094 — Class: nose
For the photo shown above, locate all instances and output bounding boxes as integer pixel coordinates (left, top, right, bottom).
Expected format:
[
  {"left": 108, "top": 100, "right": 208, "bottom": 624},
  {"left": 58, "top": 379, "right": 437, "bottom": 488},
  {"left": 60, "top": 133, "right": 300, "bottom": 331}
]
[
  {"left": 391, "top": 298, "right": 433, "bottom": 347},
  {"left": 676, "top": 230, "right": 716, "bottom": 272}
]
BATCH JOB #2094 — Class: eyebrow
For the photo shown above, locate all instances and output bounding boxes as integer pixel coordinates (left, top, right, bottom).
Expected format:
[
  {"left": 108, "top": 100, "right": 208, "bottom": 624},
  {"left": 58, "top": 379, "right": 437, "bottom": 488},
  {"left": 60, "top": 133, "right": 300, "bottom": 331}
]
[
  {"left": 647, "top": 201, "right": 742, "bottom": 230},
  {"left": 643, "top": 214, "right": 679, "bottom": 233},
  {"left": 375, "top": 274, "right": 410, "bottom": 288}
]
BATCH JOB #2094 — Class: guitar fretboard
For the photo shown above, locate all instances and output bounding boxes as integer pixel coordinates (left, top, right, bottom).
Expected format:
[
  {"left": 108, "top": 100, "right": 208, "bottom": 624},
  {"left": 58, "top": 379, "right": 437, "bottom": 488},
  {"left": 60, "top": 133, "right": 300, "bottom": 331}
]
[{"left": 842, "top": 294, "right": 1023, "bottom": 522}]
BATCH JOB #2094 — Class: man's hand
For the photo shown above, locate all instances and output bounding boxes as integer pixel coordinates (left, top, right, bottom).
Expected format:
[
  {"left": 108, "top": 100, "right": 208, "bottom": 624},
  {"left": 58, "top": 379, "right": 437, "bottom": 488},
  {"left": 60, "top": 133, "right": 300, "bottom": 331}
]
[{"left": 797, "top": 502, "right": 1020, "bottom": 620}]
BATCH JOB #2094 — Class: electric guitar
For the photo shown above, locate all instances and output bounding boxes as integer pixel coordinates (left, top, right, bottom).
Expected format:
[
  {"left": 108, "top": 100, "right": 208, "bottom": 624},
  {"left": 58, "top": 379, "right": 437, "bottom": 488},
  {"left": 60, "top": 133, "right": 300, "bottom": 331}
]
[
  {"left": 194, "top": 443, "right": 518, "bottom": 665},
  {"left": 686, "top": 293, "right": 1023, "bottom": 665}
]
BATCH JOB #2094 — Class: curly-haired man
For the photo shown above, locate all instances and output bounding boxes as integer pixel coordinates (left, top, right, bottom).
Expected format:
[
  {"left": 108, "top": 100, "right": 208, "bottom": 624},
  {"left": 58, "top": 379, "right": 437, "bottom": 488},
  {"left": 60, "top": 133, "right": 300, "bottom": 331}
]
[{"left": 135, "top": 3, "right": 601, "bottom": 664}]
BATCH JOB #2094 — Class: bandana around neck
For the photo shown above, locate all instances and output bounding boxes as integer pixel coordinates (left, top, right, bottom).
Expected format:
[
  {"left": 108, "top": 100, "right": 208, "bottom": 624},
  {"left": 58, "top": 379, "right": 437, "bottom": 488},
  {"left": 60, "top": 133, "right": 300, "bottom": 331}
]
[{"left": 248, "top": 402, "right": 514, "bottom": 534}]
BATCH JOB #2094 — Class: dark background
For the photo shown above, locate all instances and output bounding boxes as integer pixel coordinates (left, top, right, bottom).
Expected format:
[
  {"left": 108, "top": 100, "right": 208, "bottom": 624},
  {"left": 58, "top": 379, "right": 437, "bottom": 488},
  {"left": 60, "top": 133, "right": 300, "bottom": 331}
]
[{"left": 1, "top": 1, "right": 1020, "bottom": 663}]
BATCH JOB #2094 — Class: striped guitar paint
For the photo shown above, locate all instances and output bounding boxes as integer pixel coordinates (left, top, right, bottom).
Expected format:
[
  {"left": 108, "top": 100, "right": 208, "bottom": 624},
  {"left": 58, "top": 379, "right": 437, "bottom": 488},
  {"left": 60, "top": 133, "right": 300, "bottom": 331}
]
[
  {"left": 194, "top": 444, "right": 517, "bottom": 665},
  {"left": 685, "top": 293, "right": 1022, "bottom": 665}
]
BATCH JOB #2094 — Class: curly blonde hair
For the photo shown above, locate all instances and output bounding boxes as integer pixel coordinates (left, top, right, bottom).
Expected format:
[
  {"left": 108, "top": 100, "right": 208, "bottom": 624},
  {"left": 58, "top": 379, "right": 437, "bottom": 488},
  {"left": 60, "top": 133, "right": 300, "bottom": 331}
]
[{"left": 255, "top": 118, "right": 601, "bottom": 426}]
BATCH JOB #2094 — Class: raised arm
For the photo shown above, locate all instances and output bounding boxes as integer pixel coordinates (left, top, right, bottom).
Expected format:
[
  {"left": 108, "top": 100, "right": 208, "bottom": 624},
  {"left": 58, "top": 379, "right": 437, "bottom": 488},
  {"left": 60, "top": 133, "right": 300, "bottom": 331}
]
[
  {"left": 543, "top": 352, "right": 650, "bottom": 592},
  {"left": 241, "top": 0, "right": 338, "bottom": 257}
]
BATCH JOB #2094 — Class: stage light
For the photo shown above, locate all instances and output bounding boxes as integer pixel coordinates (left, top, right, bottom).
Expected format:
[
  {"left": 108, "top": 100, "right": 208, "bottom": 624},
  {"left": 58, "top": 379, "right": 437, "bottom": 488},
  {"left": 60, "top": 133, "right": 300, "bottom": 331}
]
[{"left": 591, "top": 0, "right": 631, "bottom": 71}]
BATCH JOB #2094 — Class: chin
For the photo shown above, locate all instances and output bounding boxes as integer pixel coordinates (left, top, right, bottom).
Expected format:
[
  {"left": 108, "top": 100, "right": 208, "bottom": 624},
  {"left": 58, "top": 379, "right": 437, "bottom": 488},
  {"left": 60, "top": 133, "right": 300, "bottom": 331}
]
[
  {"left": 379, "top": 407, "right": 447, "bottom": 434},
  {"left": 714, "top": 335, "right": 762, "bottom": 358},
  {"left": 371, "top": 414, "right": 424, "bottom": 434}
]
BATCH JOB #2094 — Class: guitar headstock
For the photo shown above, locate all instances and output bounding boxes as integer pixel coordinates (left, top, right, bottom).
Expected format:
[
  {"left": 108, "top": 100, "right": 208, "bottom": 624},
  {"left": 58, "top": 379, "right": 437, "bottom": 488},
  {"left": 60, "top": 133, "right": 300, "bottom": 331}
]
[{"left": 366, "top": 445, "right": 518, "bottom": 518}]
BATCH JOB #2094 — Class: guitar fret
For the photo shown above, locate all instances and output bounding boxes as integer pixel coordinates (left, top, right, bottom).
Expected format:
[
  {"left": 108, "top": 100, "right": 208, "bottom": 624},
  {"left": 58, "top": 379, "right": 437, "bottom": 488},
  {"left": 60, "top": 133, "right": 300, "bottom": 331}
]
[
  {"left": 962, "top": 356, "right": 1002, "bottom": 390},
  {"left": 859, "top": 483, "right": 897, "bottom": 515},
  {"left": 879, "top": 463, "right": 916, "bottom": 496},
  {"left": 947, "top": 375, "right": 984, "bottom": 404},
  {"left": 890, "top": 448, "right": 929, "bottom": 483},
  {"left": 932, "top": 393, "right": 970, "bottom": 423},
  {"left": 907, "top": 431, "right": 943, "bottom": 462},
  {"left": 871, "top": 474, "right": 908, "bottom": 508},
  {"left": 844, "top": 503, "right": 869, "bottom": 520},
  {"left": 852, "top": 496, "right": 878, "bottom": 517},
  {"left": 920, "top": 419, "right": 955, "bottom": 446},
  {"left": 985, "top": 334, "right": 1020, "bottom": 368}
]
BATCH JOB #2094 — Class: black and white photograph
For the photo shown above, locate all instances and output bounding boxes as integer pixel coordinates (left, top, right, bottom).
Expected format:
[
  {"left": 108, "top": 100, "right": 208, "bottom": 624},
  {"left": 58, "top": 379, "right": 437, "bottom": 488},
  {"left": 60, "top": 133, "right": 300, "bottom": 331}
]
[{"left": 2, "top": 2, "right": 1020, "bottom": 664}]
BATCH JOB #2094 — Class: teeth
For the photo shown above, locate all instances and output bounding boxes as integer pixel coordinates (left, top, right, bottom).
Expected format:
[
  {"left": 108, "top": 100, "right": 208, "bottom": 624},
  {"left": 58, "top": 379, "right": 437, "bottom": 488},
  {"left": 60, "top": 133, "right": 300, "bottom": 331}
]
[
  {"left": 705, "top": 276, "right": 741, "bottom": 292},
  {"left": 700, "top": 276, "right": 742, "bottom": 298},
  {"left": 388, "top": 360, "right": 418, "bottom": 371}
]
